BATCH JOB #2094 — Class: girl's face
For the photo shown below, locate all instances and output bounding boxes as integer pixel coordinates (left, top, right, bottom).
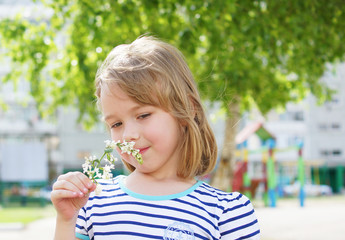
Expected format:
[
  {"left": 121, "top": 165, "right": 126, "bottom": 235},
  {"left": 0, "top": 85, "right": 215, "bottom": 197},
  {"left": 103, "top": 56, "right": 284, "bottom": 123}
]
[{"left": 100, "top": 85, "right": 182, "bottom": 179}]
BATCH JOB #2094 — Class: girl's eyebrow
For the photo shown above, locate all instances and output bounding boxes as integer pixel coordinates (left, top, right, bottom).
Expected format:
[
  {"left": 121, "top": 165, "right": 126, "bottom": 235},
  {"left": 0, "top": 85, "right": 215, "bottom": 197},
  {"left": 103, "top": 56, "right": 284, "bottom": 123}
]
[{"left": 103, "top": 105, "right": 144, "bottom": 122}]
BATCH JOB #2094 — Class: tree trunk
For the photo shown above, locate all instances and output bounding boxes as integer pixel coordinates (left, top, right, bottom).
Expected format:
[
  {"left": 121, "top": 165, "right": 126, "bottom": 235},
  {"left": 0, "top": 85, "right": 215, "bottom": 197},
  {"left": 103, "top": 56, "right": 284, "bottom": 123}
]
[{"left": 211, "top": 99, "right": 240, "bottom": 191}]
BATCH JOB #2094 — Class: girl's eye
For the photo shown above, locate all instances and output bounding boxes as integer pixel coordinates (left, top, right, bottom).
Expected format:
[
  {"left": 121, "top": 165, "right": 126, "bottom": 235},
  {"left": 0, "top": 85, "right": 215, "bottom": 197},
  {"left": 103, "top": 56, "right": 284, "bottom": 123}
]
[
  {"left": 111, "top": 122, "right": 122, "bottom": 128},
  {"left": 138, "top": 113, "right": 150, "bottom": 119}
]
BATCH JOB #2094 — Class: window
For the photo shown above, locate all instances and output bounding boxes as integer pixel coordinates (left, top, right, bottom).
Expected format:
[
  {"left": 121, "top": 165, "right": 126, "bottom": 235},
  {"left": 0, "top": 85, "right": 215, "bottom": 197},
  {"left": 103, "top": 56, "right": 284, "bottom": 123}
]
[
  {"left": 293, "top": 111, "right": 304, "bottom": 121},
  {"left": 318, "top": 123, "right": 342, "bottom": 131},
  {"left": 325, "top": 95, "right": 342, "bottom": 109},
  {"left": 279, "top": 111, "right": 305, "bottom": 121},
  {"left": 332, "top": 150, "right": 342, "bottom": 156},
  {"left": 331, "top": 123, "right": 341, "bottom": 129},
  {"left": 320, "top": 149, "right": 342, "bottom": 158},
  {"left": 320, "top": 150, "right": 329, "bottom": 156}
]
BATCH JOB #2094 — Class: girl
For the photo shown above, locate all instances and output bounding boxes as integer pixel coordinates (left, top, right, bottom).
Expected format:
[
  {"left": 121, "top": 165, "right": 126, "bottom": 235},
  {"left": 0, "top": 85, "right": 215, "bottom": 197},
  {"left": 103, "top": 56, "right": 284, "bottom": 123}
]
[{"left": 51, "top": 36, "right": 260, "bottom": 240}]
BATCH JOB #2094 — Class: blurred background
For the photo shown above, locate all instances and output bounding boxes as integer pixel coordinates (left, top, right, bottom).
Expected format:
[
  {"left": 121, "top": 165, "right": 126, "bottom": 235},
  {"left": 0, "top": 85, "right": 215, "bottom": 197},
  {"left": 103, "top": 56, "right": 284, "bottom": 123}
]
[{"left": 0, "top": 0, "right": 344, "bottom": 239}]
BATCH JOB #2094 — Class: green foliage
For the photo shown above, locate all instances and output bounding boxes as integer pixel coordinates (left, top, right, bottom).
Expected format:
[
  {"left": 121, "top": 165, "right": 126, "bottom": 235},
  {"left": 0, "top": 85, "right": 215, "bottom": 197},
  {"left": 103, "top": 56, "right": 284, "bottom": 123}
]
[{"left": 1, "top": 0, "right": 345, "bottom": 126}]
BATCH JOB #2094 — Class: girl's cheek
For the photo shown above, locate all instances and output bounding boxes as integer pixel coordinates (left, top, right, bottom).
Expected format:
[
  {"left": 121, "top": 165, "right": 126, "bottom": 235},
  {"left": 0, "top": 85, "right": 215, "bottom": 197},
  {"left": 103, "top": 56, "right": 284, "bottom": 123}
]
[{"left": 110, "top": 130, "right": 122, "bottom": 141}]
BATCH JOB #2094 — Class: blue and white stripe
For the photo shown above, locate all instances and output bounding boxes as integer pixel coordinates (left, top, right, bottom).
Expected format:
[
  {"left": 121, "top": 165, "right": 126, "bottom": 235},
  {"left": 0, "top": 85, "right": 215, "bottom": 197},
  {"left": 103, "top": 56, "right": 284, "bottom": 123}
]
[{"left": 76, "top": 175, "right": 260, "bottom": 239}]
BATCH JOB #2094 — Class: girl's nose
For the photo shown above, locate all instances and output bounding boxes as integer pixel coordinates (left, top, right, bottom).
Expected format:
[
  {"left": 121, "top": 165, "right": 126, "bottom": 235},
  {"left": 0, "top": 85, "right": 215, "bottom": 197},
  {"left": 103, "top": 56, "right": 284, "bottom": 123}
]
[{"left": 122, "top": 123, "right": 139, "bottom": 141}]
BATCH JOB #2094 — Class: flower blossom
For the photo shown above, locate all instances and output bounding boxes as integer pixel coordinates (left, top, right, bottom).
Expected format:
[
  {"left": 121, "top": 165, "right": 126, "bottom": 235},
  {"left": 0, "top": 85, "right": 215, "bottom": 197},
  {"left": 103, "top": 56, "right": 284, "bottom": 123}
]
[
  {"left": 83, "top": 140, "right": 142, "bottom": 195},
  {"left": 117, "top": 140, "right": 143, "bottom": 164}
]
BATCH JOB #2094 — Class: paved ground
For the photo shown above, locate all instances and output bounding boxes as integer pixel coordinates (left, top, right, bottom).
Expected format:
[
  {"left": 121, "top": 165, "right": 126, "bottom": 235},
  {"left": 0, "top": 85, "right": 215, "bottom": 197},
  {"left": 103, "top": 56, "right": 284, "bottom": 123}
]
[
  {"left": 0, "top": 195, "right": 344, "bottom": 239},
  {"left": 255, "top": 195, "right": 345, "bottom": 240},
  {"left": 0, "top": 216, "right": 56, "bottom": 240}
]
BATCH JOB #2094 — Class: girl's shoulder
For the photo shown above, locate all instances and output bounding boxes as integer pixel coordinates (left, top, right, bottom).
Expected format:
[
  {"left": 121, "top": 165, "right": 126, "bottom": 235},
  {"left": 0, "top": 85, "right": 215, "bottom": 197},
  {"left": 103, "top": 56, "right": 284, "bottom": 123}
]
[
  {"left": 195, "top": 181, "right": 251, "bottom": 207},
  {"left": 197, "top": 182, "right": 260, "bottom": 239}
]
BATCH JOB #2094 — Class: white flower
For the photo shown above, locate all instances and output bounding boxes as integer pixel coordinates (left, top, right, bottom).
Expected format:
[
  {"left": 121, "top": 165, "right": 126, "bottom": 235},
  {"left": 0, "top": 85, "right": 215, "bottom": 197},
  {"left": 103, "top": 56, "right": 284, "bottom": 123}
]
[
  {"left": 85, "top": 155, "right": 97, "bottom": 163},
  {"left": 105, "top": 154, "right": 118, "bottom": 164},
  {"left": 105, "top": 164, "right": 115, "bottom": 171},
  {"left": 120, "top": 141, "right": 134, "bottom": 154},
  {"left": 102, "top": 164, "right": 114, "bottom": 180},
  {"left": 94, "top": 167, "right": 102, "bottom": 179},
  {"left": 104, "top": 140, "right": 119, "bottom": 149},
  {"left": 82, "top": 162, "right": 91, "bottom": 174},
  {"left": 83, "top": 140, "right": 142, "bottom": 185},
  {"left": 117, "top": 140, "right": 143, "bottom": 164}
]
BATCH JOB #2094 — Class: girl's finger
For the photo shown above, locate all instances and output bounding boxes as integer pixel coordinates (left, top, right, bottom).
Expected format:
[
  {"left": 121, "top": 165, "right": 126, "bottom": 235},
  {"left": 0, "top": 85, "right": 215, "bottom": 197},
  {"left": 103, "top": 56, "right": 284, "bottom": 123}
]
[
  {"left": 53, "top": 180, "right": 86, "bottom": 197},
  {"left": 51, "top": 189, "right": 79, "bottom": 199},
  {"left": 57, "top": 172, "right": 94, "bottom": 194}
]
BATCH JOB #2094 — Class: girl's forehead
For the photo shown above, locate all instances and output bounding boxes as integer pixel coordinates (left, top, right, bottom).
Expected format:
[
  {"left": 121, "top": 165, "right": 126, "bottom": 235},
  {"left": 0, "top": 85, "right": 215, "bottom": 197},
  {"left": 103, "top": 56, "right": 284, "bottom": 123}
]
[
  {"left": 99, "top": 79, "right": 162, "bottom": 110},
  {"left": 100, "top": 83, "right": 152, "bottom": 111},
  {"left": 100, "top": 83, "right": 129, "bottom": 101}
]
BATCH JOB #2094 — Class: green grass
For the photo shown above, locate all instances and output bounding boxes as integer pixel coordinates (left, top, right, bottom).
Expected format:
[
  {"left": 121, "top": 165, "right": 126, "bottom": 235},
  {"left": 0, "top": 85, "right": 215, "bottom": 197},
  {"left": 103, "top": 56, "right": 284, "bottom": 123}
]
[{"left": 0, "top": 205, "right": 56, "bottom": 224}]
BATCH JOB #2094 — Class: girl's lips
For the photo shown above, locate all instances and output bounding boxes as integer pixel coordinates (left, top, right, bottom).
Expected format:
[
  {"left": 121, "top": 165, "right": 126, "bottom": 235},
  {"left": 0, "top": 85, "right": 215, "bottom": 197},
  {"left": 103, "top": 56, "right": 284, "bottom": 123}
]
[{"left": 138, "top": 147, "right": 149, "bottom": 154}]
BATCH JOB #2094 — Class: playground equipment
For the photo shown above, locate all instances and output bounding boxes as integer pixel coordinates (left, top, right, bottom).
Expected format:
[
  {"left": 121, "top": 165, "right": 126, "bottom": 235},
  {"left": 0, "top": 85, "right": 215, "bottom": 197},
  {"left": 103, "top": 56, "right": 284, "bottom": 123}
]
[
  {"left": 233, "top": 122, "right": 309, "bottom": 207},
  {"left": 266, "top": 139, "right": 277, "bottom": 207},
  {"left": 234, "top": 122, "right": 276, "bottom": 207},
  {"left": 297, "top": 141, "right": 305, "bottom": 207}
]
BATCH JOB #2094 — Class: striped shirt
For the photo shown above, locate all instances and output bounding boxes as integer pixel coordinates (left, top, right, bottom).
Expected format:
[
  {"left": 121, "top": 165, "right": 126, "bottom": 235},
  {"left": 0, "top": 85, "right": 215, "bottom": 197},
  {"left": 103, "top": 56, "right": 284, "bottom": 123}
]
[{"left": 76, "top": 175, "right": 260, "bottom": 240}]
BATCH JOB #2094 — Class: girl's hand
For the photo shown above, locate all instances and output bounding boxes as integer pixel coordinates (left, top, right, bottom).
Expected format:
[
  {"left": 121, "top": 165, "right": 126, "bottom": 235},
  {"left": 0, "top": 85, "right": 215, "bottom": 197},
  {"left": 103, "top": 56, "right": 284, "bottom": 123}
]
[{"left": 51, "top": 172, "right": 96, "bottom": 222}]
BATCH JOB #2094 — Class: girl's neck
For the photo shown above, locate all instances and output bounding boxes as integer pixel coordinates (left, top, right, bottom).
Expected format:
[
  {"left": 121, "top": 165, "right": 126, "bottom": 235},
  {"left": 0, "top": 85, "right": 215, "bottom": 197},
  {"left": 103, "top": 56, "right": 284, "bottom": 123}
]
[{"left": 124, "top": 171, "right": 197, "bottom": 196}]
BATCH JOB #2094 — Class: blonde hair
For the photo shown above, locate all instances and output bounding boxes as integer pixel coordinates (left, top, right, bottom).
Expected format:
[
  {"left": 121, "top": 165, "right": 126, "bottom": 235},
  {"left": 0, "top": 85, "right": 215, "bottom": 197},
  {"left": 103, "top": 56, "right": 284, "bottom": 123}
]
[{"left": 95, "top": 36, "right": 217, "bottom": 179}]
